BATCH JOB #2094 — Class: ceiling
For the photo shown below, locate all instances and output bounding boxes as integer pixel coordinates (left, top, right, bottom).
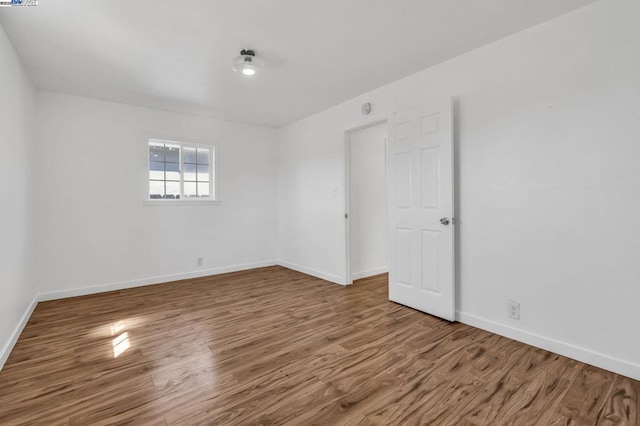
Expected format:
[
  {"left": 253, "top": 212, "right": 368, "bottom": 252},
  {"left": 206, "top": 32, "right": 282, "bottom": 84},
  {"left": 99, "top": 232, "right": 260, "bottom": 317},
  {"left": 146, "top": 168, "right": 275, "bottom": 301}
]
[{"left": 0, "top": 0, "right": 598, "bottom": 128}]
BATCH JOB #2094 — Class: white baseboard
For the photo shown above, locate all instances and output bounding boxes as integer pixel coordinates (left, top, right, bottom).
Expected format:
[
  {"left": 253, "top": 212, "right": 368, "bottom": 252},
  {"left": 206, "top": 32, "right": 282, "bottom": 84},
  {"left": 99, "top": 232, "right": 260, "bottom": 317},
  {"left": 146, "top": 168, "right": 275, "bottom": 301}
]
[
  {"left": 0, "top": 295, "right": 38, "bottom": 372},
  {"left": 37, "top": 260, "right": 278, "bottom": 302},
  {"left": 457, "top": 311, "right": 640, "bottom": 382},
  {"left": 351, "top": 267, "right": 388, "bottom": 281},
  {"left": 277, "top": 260, "right": 347, "bottom": 285}
]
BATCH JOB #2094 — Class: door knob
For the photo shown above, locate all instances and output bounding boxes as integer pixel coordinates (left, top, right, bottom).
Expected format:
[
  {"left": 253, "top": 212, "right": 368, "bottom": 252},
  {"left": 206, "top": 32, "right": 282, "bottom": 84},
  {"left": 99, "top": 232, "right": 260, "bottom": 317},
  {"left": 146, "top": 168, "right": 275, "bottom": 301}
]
[{"left": 440, "top": 217, "right": 450, "bottom": 225}]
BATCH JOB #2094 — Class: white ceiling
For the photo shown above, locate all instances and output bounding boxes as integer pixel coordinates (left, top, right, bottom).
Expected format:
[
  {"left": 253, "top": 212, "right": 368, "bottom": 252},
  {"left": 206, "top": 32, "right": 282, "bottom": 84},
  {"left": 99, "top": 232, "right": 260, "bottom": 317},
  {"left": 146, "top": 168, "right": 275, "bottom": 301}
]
[{"left": 0, "top": 0, "right": 598, "bottom": 127}]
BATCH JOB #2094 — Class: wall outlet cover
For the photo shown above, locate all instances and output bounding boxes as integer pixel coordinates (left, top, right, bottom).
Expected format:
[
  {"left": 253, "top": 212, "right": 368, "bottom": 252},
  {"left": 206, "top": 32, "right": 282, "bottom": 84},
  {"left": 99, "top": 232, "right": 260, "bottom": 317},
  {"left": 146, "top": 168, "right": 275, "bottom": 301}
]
[{"left": 507, "top": 300, "right": 520, "bottom": 320}]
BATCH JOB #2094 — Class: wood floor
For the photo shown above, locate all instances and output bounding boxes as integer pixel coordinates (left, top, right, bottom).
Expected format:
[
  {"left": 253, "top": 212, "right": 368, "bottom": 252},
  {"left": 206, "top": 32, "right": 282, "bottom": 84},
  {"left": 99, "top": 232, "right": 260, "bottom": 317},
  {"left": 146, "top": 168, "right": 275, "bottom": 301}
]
[{"left": 0, "top": 266, "right": 637, "bottom": 425}]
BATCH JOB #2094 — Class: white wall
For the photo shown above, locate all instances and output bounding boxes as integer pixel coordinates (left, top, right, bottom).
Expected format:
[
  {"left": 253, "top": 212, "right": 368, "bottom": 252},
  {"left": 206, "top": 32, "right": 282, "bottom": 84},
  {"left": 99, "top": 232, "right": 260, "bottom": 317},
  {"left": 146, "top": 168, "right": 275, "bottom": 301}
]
[
  {"left": 277, "top": 0, "right": 640, "bottom": 379},
  {"left": 0, "top": 22, "right": 36, "bottom": 366},
  {"left": 349, "top": 123, "right": 387, "bottom": 280},
  {"left": 35, "top": 92, "right": 278, "bottom": 297}
]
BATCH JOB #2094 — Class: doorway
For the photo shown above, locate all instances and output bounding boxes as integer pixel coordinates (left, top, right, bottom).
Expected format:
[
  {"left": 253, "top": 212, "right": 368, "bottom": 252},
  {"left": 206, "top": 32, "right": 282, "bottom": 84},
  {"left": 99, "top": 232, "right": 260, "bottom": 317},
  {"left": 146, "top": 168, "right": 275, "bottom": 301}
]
[
  {"left": 346, "top": 122, "right": 388, "bottom": 284},
  {"left": 343, "top": 98, "right": 454, "bottom": 321}
]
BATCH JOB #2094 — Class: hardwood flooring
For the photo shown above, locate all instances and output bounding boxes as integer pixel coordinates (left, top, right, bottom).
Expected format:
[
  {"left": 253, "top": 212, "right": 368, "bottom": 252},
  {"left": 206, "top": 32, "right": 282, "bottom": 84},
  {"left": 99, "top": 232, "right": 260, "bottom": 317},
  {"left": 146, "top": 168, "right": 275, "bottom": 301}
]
[{"left": 0, "top": 266, "right": 637, "bottom": 425}]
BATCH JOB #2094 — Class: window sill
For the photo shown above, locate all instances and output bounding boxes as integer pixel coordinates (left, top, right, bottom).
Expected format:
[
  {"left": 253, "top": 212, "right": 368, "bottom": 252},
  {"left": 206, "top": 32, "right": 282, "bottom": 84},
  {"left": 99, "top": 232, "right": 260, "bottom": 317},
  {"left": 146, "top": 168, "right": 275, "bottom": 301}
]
[{"left": 142, "top": 199, "right": 221, "bottom": 207}]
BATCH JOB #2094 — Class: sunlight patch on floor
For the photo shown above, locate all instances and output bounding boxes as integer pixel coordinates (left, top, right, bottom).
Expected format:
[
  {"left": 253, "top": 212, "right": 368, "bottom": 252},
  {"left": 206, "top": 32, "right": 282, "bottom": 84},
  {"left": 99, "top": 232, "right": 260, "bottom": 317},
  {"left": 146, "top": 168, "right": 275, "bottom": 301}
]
[{"left": 112, "top": 331, "right": 131, "bottom": 358}]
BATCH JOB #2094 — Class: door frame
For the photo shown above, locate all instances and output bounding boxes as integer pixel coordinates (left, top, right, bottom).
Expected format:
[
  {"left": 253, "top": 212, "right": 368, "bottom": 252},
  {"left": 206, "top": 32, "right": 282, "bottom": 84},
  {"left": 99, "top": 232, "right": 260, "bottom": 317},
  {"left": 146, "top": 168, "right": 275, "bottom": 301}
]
[{"left": 343, "top": 116, "right": 390, "bottom": 285}]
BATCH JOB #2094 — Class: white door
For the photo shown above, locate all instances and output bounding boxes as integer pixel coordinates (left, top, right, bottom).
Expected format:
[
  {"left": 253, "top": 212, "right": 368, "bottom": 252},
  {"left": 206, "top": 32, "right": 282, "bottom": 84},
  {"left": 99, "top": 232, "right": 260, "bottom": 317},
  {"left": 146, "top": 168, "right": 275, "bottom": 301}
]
[{"left": 387, "top": 98, "right": 455, "bottom": 321}]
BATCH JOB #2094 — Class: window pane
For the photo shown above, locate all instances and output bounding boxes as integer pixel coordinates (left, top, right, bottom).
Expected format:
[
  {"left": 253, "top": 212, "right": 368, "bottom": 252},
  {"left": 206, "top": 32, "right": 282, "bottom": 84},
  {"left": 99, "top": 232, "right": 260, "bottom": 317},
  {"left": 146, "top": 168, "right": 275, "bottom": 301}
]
[
  {"left": 165, "top": 146, "right": 180, "bottom": 163},
  {"left": 165, "top": 181, "right": 180, "bottom": 198},
  {"left": 197, "top": 182, "right": 210, "bottom": 197},
  {"left": 184, "top": 181, "right": 197, "bottom": 198},
  {"left": 183, "top": 163, "right": 196, "bottom": 181},
  {"left": 197, "top": 149, "right": 209, "bottom": 165},
  {"left": 149, "top": 161, "right": 164, "bottom": 180},
  {"left": 183, "top": 147, "right": 196, "bottom": 164},
  {"left": 148, "top": 141, "right": 215, "bottom": 201},
  {"left": 165, "top": 161, "right": 180, "bottom": 180},
  {"left": 197, "top": 164, "right": 209, "bottom": 182},
  {"left": 149, "top": 144, "right": 164, "bottom": 162},
  {"left": 149, "top": 180, "right": 164, "bottom": 198}
]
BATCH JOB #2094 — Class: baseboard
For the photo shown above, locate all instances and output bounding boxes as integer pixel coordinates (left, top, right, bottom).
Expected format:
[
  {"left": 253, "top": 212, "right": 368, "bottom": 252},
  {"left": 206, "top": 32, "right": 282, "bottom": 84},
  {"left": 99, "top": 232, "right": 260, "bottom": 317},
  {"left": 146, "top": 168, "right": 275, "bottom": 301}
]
[
  {"left": 351, "top": 267, "right": 388, "bottom": 281},
  {"left": 457, "top": 311, "right": 640, "bottom": 382},
  {"left": 0, "top": 295, "right": 38, "bottom": 372},
  {"left": 37, "top": 260, "right": 278, "bottom": 302},
  {"left": 277, "top": 260, "right": 347, "bottom": 285}
]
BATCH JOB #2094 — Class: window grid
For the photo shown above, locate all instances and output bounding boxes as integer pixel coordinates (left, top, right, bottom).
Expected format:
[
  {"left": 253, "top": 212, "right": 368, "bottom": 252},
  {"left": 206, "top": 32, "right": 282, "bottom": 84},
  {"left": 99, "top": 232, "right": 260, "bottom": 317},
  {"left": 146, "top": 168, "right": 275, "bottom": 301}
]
[
  {"left": 183, "top": 147, "right": 211, "bottom": 198},
  {"left": 148, "top": 140, "right": 213, "bottom": 201}
]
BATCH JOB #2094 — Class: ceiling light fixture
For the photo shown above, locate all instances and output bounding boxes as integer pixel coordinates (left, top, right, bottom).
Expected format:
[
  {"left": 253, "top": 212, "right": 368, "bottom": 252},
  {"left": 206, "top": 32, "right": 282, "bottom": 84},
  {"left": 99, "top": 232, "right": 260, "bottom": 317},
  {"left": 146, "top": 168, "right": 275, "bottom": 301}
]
[{"left": 233, "top": 49, "right": 263, "bottom": 77}]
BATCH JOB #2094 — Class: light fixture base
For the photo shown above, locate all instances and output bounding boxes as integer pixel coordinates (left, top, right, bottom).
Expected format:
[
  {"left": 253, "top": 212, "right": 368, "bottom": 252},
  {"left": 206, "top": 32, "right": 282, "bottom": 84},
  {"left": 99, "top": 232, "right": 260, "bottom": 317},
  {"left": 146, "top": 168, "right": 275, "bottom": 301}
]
[{"left": 233, "top": 49, "right": 263, "bottom": 77}]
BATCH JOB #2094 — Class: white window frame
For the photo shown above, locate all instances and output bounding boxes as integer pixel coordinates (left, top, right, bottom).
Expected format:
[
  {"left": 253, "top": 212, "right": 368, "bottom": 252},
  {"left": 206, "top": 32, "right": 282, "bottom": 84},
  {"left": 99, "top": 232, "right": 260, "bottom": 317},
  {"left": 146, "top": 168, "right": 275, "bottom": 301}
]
[{"left": 143, "top": 138, "right": 220, "bottom": 206}]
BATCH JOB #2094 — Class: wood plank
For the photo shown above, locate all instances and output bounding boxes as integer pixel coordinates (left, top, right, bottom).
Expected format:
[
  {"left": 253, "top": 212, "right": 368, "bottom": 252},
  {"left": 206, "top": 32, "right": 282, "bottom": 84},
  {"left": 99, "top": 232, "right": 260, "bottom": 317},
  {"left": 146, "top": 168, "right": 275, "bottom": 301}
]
[
  {"left": 0, "top": 266, "right": 637, "bottom": 425},
  {"left": 549, "top": 364, "right": 617, "bottom": 425}
]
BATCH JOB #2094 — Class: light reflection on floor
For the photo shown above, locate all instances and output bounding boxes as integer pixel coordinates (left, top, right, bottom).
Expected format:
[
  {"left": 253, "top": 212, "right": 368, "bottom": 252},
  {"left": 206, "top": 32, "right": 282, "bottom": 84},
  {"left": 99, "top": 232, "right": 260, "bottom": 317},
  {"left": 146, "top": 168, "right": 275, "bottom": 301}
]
[
  {"left": 112, "top": 332, "right": 130, "bottom": 358},
  {"left": 110, "top": 320, "right": 131, "bottom": 358},
  {"left": 110, "top": 321, "right": 126, "bottom": 335}
]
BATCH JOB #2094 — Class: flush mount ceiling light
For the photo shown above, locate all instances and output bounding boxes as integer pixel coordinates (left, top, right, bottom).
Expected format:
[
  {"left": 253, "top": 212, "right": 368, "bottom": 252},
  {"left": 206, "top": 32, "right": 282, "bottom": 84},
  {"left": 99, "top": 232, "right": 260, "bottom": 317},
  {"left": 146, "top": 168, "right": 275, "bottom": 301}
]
[{"left": 233, "top": 49, "right": 263, "bottom": 77}]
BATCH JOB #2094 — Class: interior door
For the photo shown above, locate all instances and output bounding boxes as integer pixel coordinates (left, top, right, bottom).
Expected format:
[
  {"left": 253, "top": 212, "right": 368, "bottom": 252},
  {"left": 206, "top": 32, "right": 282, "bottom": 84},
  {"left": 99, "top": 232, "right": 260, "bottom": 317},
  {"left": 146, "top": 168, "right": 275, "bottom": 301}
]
[{"left": 387, "top": 98, "right": 455, "bottom": 321}]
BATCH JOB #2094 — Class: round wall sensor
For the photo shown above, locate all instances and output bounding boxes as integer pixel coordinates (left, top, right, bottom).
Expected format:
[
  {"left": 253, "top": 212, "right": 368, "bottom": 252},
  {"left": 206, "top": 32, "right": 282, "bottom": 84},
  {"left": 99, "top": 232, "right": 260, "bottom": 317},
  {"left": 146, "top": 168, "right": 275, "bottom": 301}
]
[{"left": 361, "top": 102, "right": 372, "bottom": 115}]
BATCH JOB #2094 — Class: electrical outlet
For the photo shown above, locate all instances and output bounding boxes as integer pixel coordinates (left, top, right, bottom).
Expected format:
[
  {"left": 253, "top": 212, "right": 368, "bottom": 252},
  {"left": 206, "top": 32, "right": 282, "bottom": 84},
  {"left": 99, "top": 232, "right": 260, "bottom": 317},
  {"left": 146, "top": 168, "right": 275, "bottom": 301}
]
[
  {"left": 197, "top": 257, "right": 203, "bottom": 267},
  {"left": 507, "top": 300, "right": 520, "bottom": 320}
]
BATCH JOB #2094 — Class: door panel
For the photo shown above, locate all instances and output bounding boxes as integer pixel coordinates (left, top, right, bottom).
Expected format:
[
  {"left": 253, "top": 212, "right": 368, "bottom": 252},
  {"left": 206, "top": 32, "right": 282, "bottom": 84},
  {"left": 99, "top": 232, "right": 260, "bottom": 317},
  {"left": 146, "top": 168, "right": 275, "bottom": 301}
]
[
  {"left": 420, "top": 148, "right": 439, "bottom": 208},
  {"left": 395, "top": 228, "right": 412, "bottom": 287},
  {"left": 421, "top": 229, "right": 440, "bottom": 293},
  {"left": 394, "top": 152, "right": 412, "bottom": 208},
  {"left": 387, "top": 98, "right": 455, "bottom": 321}
]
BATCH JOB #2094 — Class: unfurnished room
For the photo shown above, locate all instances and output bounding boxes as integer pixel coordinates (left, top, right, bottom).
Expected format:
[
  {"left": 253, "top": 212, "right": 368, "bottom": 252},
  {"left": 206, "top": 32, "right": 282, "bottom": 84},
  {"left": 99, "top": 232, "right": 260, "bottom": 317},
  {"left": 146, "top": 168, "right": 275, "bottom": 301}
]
[{"left": 0, "top": 0, "right": 639, "bottom": 424}]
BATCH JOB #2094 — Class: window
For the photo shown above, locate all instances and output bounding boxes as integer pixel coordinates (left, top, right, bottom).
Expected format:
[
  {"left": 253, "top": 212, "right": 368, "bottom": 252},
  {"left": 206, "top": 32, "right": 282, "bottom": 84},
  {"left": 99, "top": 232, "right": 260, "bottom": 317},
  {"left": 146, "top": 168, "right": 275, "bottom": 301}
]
[{"left": 148, "top": 139, "right": 216, "bottom": 201}]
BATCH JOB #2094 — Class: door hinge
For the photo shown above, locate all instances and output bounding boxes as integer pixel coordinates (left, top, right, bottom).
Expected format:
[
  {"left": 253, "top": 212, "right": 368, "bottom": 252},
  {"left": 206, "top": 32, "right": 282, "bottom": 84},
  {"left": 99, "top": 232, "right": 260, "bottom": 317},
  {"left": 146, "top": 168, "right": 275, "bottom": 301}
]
[{"left": 345, "top": 213, "right": 348, "bottom": 219}]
